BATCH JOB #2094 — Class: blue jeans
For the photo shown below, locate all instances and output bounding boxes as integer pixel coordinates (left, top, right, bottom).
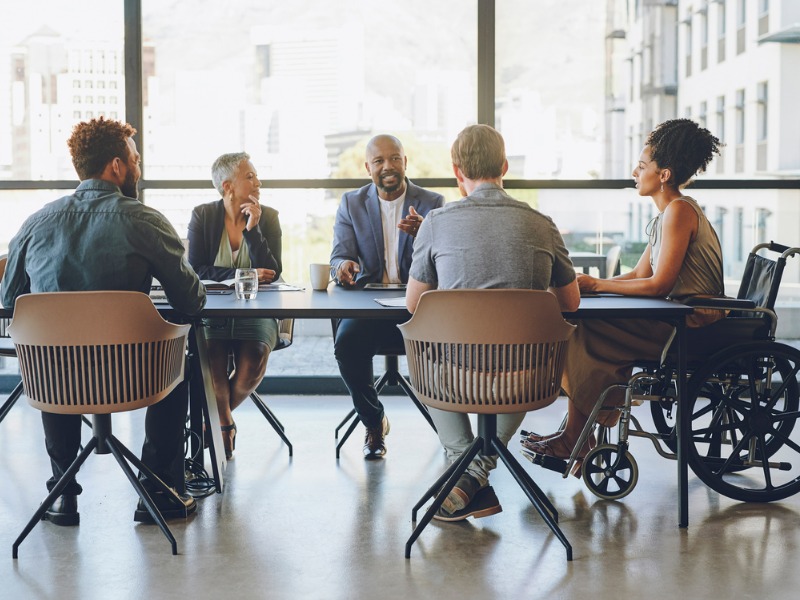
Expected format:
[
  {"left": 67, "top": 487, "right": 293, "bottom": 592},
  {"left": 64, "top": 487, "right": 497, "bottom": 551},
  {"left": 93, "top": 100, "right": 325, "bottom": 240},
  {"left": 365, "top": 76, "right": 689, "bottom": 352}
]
[{"left": 333, "top": 317, "right": 407, "bottom": 428}]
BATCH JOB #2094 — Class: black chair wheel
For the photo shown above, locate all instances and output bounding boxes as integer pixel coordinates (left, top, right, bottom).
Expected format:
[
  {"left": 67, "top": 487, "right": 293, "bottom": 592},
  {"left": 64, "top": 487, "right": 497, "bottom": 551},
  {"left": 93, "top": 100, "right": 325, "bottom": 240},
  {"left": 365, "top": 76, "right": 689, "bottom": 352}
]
[
  {"left": 582, "top": 444, "right": 639, "bottom": 500},
  {"left": 686, "top": 342, "right": 800, "bottom": 502}
]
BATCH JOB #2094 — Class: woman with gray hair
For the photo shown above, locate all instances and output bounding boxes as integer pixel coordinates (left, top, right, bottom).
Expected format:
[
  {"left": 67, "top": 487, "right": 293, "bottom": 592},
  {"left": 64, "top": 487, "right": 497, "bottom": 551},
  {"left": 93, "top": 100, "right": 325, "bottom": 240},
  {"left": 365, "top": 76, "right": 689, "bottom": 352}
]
[{"left": 187, "top": 152, "right": 282, "bottom": 459}]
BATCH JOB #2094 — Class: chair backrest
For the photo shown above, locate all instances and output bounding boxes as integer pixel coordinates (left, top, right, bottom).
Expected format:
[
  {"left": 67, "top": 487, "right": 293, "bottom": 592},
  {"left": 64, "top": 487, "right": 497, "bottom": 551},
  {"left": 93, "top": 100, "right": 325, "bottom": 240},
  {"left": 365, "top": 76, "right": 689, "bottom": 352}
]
[
  {"left": 398, "top": 289, "right": 576, "bottom": 414},
  {"left": 605, "top": 245, "right": 622, "bottom": 278},
  {"left": 275, "top": 318, "right": 294, "bottom": 351},
  {"left": 735, "top": 242, "right": 797, "bottom": 311},
  {"left": 8, "top": 291, "right": 191, "bottom": 415}
]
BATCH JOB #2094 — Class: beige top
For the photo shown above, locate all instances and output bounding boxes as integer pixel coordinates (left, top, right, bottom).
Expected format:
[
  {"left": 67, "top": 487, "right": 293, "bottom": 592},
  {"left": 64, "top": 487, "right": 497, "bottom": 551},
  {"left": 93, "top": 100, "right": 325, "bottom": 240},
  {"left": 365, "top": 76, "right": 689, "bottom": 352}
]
[{"left": 649, "top": 196, "right": 725, "bottom": 325}]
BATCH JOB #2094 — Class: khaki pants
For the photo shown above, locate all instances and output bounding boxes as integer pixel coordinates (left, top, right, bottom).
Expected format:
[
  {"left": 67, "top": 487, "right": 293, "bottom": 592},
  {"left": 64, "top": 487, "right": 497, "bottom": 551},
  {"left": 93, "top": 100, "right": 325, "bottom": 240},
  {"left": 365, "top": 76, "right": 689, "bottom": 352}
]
[{"left": 562, "top": 318, "right": 674, "bottom": 426}]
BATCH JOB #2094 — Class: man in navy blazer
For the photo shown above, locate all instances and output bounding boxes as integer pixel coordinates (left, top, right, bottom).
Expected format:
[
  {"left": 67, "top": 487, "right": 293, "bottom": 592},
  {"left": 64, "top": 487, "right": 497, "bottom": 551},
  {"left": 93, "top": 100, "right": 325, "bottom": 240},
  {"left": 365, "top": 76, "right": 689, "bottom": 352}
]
[{"left": 330, "top": 134, "right": 444, "bottom": 459}]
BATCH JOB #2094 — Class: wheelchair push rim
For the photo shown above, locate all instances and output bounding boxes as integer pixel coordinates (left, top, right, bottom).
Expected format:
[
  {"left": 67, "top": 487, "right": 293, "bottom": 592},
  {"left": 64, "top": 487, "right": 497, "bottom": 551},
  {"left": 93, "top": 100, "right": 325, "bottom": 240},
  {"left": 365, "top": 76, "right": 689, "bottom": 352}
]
[{"left": 685, "top": 341, "right": 800, "bottom": 502}]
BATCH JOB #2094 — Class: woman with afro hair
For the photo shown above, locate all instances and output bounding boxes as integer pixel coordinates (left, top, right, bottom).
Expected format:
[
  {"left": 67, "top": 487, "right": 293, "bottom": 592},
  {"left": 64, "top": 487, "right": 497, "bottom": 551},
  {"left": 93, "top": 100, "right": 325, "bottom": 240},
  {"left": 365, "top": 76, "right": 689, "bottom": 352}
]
[{"left": 523, "top": 118, "right": 724, "bottom": 465}]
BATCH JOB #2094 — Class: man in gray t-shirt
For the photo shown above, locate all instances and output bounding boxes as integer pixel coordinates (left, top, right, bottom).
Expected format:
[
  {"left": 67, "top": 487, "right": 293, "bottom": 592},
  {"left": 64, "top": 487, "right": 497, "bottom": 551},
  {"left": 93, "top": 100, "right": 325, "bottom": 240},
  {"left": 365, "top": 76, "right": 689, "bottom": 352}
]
[{"left": 406, "top": 124, "right": 580, "bottom": 522}]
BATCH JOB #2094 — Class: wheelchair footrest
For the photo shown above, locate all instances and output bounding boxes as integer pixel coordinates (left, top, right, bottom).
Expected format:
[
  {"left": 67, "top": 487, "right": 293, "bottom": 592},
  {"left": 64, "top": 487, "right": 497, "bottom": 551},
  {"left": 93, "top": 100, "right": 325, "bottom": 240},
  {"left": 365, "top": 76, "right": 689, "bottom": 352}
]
[{"left": 520, "top": 447, "right": 568, "bottom": 474}]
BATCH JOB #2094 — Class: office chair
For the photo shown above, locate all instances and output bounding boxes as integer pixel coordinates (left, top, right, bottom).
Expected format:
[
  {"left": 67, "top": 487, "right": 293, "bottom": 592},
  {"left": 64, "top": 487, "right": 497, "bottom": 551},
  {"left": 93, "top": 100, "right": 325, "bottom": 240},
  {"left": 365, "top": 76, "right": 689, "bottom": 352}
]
[
  {"left": 398, "top": 289, "right": 576, "bottom": 560},
  {"left": 331, "top": 318, "right": 437, "bottom": 458},
  {"left": 247, "top": 318, "right": 294, "bottom": 456},
  {"left": 605, "top": 244, "right": 622, "bottom": 278},
  {"left": 9, "top": 291, "right": 191, "bottom": 557}
]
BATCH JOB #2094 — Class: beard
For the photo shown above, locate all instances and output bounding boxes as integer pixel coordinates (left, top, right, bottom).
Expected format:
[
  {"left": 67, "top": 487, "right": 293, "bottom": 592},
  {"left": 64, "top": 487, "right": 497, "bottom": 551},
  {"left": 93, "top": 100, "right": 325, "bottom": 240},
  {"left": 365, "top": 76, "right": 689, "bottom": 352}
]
[
  {"left": 377, "top": 171, "right": 403, "bottom": 195},
  {"left": 120, "top": 169, "right": 139, "bottom": 199}
]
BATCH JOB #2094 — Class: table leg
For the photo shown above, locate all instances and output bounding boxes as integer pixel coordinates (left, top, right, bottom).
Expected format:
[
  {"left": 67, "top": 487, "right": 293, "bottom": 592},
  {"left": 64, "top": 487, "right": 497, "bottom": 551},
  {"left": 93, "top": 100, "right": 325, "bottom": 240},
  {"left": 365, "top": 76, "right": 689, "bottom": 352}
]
[
  {"left": 188, "top": 324, "right": 225, "bottom": 493},
  {"left": 676, "top": 319, "right": 688, "bottom": 527}
]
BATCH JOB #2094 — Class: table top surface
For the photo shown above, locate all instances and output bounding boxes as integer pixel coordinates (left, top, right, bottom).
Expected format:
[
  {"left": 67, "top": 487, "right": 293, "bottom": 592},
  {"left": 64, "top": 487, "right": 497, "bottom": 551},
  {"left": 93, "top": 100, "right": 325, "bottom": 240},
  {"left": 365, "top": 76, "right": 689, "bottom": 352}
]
[
  {"left": 160, "top": 285, "right": 692, "bottom": 320},
  {"left": 0, "top": 286, "right": 693, "bottom": 320}
]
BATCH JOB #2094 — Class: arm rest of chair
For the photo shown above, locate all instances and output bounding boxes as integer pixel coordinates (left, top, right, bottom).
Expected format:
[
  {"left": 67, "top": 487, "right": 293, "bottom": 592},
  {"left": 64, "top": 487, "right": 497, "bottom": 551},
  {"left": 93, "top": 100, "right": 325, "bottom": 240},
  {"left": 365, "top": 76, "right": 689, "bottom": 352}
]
[{"left": 682, "top": 297, "right": 756, "bottom": 310}]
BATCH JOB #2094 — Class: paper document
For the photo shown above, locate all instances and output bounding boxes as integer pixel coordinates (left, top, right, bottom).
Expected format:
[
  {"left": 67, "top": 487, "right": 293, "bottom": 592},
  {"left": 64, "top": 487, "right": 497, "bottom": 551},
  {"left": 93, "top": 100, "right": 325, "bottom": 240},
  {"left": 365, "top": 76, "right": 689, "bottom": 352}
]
[
  {"left": 373, "top": 296, "right": 407, "bottom": 308},
  {"left": 259, "top": 283, "right": 304, "bottom": 292}
]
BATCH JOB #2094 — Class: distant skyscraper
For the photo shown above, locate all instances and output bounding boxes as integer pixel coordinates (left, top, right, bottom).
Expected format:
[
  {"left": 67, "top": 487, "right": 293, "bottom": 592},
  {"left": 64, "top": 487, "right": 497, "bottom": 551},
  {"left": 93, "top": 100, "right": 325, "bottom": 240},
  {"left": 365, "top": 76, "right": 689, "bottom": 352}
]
[{"left": 8, "top": 27, "right": 124, "bottom": 180}]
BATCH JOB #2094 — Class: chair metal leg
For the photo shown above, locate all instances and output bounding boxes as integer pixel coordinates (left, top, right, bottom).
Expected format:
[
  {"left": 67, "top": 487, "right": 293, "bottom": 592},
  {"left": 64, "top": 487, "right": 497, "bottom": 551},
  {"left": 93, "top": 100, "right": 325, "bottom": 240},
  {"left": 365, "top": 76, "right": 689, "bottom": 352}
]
[
  {"left": 493, "top": 438, "right": 573, "bottom": 561},
  {"left": 250, "top": 393, "right": 285, "bottom": 431},
  {"left": 13, "top": 437, "right": 99, "bottom": 558},
  {"left": 250, "top": 392, "right": 293, "bottom": 456},
  {"left": 0, "top": 381, "right": 24, "bottom": 423},
  {"left": 334, "top": 408, "right": 357, "bottom": 440},
  {"left": 405, "top": 438, "right": 483, "bottom": 559},
  {"left": 336, "top": 416, "right": 360, "bottom": 459},
  {"left": 396, "top": 374, "right": 437, "bottom": 432},
  {"left": 105, "top": 436, "right": 178, "bottom": 555}
]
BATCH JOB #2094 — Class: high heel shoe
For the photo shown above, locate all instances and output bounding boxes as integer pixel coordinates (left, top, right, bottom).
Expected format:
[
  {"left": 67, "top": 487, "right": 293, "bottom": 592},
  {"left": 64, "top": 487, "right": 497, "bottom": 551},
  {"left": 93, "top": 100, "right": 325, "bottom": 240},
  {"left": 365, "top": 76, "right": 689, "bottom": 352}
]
[{"left": 220, "top": 422, "right": 237, "bottom": 460}]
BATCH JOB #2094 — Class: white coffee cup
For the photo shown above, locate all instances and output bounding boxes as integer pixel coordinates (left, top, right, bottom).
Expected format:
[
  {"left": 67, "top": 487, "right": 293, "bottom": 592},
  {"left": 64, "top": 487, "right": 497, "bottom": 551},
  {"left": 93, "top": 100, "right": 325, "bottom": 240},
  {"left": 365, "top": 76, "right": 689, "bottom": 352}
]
[
  {"left": 235, "top": 268, "right": 259, "bottom": 300},
  {"left": 309, "top": 263, "right": 331, "bottom": 291}
]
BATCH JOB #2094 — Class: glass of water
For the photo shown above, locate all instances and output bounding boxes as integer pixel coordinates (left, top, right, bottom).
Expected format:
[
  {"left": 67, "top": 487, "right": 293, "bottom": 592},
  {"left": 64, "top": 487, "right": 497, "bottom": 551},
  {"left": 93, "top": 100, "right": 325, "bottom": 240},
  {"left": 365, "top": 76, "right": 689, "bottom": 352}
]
[{"left": 235, "top": 268, "right": 259, "bottom": 300}]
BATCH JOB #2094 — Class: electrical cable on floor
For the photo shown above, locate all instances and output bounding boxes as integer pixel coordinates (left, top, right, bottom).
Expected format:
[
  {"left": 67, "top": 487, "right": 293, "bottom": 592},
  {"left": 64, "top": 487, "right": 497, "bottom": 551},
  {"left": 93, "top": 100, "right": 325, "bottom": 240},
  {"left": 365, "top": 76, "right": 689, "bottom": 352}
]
[{"left": 183, "top": 427, "right": 216, "bottom": 498}]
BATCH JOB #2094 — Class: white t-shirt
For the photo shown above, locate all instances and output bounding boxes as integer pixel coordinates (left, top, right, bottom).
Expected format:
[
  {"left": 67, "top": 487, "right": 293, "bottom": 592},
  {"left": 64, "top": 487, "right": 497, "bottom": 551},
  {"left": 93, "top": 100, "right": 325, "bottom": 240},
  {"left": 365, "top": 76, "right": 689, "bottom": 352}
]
[{"left": 379, "top": 191, "right": 405, "bottom": 283}]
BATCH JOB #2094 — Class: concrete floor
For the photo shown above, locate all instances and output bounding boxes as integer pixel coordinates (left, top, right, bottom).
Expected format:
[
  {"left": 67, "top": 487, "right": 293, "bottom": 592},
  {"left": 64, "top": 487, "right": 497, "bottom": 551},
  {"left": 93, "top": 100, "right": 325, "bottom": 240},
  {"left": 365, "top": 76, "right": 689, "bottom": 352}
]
[{"left": 2, "top": 392, "right": 800, "bottom": 599}]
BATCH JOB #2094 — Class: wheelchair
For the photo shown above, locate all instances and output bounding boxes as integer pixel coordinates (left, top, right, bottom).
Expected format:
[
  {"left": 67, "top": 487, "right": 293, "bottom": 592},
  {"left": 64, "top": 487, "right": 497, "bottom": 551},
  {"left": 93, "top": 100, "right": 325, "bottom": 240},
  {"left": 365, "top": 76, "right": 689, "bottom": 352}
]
[{"left": 523, "top": 241, "right": 800, "bottom": 503}]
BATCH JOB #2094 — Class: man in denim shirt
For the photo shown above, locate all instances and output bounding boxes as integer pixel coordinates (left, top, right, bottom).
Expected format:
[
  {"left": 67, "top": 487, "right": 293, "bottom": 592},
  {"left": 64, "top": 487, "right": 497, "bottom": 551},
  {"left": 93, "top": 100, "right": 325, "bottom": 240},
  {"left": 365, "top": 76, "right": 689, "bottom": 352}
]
[{"left": 1, "top": 117, "right": 206, "bottom": 525}]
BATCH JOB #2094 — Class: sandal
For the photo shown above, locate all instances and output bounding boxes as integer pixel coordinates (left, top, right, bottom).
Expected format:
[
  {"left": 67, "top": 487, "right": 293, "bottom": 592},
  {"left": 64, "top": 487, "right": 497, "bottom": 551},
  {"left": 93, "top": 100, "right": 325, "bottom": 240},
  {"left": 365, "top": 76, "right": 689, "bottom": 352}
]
[
  {"left": 524, "top": 434, "right": 595, "bottom": 478},
  {"left": 220, "top": 422, "right": 237, "bottom": 460},
  {"left": 520, "top": 430, "right": 561, "bottom": 444}
]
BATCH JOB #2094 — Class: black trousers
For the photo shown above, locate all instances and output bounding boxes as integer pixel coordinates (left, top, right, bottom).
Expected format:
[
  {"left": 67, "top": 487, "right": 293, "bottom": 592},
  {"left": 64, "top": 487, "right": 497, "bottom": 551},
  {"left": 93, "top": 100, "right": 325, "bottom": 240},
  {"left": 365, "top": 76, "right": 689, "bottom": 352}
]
[
  {"left": 333, "top": 317, "right": 406, "bottom": 428},
  {"left": 41, "top": 374, "right": 189, "bottom": 496}
]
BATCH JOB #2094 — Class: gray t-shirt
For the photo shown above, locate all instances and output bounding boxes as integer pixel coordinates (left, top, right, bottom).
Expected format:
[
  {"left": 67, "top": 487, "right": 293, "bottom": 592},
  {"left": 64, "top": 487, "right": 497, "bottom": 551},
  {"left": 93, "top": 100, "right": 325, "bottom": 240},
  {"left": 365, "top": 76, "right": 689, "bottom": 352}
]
[{"left": 409, "top": 183, "right": 575, "bottom": 291}]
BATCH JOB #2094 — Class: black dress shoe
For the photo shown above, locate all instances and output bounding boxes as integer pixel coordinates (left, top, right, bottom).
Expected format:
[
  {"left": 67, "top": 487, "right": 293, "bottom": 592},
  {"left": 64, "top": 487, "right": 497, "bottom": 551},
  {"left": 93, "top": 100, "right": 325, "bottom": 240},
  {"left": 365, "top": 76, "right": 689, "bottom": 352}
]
[
  {"left": 363, "top": 415, "right": 390, "bottom": 460},
  {"left": 134, "top": 489, "right": 197, "bottom": 523},
  {"left": 42, "top": 494, "right": 80, "bottom": 527}
]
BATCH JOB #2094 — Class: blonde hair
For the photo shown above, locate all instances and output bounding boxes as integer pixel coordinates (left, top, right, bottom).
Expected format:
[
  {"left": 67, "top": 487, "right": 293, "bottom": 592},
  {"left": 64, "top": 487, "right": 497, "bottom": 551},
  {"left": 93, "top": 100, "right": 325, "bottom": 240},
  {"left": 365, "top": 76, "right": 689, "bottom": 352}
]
[{"left": 451, "top": 124, "right": 506, "bottom": 180}]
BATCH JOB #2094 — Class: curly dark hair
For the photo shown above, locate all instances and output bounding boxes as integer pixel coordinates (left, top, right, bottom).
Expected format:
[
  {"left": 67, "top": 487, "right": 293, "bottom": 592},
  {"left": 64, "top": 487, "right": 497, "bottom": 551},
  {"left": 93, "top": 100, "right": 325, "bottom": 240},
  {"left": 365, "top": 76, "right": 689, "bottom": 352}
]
[
  {"left": 67, "top": 117, "right": 137, "bottom": 180},
  {"left": 646, "top": 118, "right": 722, "bottom": 188}
]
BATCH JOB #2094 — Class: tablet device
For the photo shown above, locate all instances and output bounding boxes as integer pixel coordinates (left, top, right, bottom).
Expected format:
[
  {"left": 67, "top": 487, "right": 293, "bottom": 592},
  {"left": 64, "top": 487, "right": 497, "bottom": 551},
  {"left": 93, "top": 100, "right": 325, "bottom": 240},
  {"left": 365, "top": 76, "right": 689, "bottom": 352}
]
[{"left": 364, "top": 283, "right": 407, "bottom": 290}]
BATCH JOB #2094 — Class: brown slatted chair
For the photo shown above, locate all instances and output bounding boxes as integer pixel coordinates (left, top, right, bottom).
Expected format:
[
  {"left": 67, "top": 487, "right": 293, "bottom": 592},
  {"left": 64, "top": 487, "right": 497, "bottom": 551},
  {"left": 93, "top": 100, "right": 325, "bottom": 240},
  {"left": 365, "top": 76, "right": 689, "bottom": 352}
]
[
  {"left": 398, "top": 289, "right": 576, "bottom": 560},
  {"left": 9, "top": 291, "right": 191, "bottom": 557}
]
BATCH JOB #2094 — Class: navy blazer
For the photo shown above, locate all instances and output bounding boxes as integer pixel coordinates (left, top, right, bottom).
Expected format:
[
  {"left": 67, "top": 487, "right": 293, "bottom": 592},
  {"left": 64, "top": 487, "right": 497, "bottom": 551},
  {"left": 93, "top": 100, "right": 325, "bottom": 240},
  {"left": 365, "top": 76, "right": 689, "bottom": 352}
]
[
  {"left": 330, "top": 180, "right": 444, "bottom": 285},
  {"left": 187, "top": 199, "right": 282, "bottom": 282}
]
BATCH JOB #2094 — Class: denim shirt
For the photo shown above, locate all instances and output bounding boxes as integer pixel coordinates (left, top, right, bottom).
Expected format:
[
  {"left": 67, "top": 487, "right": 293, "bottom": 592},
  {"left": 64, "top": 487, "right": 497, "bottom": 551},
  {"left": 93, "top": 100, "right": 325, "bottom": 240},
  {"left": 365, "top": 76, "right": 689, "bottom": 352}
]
[{"left": 1, "top": 179, "right": 206, "bottom": 315}]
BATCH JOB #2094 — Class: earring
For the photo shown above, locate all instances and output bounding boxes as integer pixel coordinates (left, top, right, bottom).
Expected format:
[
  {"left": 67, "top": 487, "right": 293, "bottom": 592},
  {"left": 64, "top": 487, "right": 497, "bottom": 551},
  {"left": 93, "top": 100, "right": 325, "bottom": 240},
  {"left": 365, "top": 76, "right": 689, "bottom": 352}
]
[{"left": 660, "top": 183, "right": 664, "bottom": 193}]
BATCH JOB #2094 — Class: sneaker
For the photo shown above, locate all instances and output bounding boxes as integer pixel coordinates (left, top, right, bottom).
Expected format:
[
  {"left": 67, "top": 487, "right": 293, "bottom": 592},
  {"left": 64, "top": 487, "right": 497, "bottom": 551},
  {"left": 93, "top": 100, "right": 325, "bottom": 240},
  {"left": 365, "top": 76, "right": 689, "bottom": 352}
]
[
  {"left": 41, "top": 494, "right": 80, "bottom": 527},
  {"left": 134, "top": 489, "right": 197, "bottom": 523},
  {"left": 434, "top": 485, "right": 503, "bottom": 522},
  {"left": 441, "top": 473, "right": 483, "bottom": 514},
  {"left": 363, "top": 415, "right": 390, "bottom": 459}
]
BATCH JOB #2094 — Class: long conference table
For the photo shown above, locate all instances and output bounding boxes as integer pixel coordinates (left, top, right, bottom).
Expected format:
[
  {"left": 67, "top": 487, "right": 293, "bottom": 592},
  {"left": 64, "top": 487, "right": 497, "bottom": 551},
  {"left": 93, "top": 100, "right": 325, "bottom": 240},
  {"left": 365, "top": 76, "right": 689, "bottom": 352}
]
[{"left": 1, "top": 285, "right": 694, "bottom": 527}]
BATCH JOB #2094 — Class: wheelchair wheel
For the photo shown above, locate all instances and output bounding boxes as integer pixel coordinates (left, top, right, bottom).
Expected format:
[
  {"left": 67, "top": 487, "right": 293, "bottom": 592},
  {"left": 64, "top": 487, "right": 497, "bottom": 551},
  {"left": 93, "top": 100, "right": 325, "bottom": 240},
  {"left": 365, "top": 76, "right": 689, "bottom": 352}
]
[
  {"left": 581, "top": 444, "right": 639, "bottom": 500},
  {"left": 686, "top": 342, "right": 800, "bottom": 502}
]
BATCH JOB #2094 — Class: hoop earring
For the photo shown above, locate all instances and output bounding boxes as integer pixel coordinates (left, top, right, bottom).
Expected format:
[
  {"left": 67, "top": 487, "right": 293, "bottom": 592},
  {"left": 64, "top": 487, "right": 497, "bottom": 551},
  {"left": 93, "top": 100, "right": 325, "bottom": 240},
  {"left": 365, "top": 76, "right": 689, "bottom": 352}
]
[{"left": 660, "top": 183, "right": 664, "bottom": 193}]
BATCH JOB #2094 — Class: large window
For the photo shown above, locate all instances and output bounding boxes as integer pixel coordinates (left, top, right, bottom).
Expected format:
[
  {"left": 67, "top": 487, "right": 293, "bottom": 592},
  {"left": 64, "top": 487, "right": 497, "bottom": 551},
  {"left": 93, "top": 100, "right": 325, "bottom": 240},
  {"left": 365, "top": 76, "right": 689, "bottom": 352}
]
[
  {"left": 140, "top": 0, "right": 476, "bottom": 181},
  {"left": 495, "top": 1, "right": 605, "bottom": 179},
  {"left": 1, "top": 0, "right": 799, "bottom": 291},
  {"left": 0, "top": 0, "right": 123, "bottom": 181},
  {"left": 717, "top": 0, "right": 727, "bottom": 62}
]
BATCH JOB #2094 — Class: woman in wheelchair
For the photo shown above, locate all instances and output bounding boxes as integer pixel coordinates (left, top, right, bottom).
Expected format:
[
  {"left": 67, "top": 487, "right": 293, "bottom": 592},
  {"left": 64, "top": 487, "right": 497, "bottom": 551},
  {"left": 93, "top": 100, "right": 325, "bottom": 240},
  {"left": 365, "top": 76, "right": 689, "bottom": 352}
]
[{"left": 523, "top": 118, "right": 724, "bottom": 467}]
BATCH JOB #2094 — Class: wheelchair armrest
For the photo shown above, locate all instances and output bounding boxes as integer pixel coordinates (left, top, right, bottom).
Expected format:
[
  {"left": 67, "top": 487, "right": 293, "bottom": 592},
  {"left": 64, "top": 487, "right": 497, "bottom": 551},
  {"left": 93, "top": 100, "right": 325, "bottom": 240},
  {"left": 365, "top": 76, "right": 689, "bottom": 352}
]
[{"left": 682, "top": 297, "right": 756, "bottom": 310}]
